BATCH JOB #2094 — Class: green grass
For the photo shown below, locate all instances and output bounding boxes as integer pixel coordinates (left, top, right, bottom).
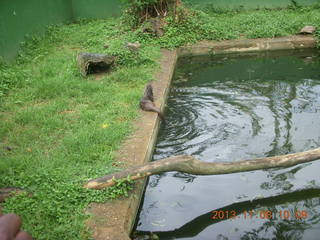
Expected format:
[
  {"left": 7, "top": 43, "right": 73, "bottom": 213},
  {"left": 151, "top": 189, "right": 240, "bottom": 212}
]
[
  {"left": 0, "top": 18, "right": 160, "bottom": 240},
  {"left": 131, "top": 5, "right": 320, "bottom": 48},
  {"left": 1, "top": 4, "right": 320, "bottom": 240}
]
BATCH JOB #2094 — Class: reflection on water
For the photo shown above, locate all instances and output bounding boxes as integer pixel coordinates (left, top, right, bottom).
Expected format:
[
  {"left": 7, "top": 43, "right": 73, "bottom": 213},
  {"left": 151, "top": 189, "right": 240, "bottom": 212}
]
[{"left": 133, "top": 50, "right": 320, "bottom": 240}]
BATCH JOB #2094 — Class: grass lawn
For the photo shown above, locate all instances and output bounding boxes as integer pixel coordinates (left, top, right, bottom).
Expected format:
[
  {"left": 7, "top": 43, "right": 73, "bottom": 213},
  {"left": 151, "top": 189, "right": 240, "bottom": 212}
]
[
  {"left": 0, "top": 5, "right": 320, "bottom": 240},
  {"left": 0, "top": 18, "right": 160, "bottom": 240}
]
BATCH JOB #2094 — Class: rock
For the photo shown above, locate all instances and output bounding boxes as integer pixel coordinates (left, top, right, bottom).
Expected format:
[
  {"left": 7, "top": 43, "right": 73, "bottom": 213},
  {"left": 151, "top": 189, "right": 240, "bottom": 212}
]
[
  {"left": 141, "top": 17, "right": 165, "bottom": 37},
  {"left": 126, "top": 42, "right": 141, "bottom": 52},
  {"left": 4, "top": 146, "right": 12, "bottom": 151},
  {"left": 76, "top": 53, "right": 116, "bottom": 77},
  {"left": 150, "top": 233, "right": 160, "bottom": 240},
  {"left": 299, "top": 26, "right": 316, "bottom": 34}
]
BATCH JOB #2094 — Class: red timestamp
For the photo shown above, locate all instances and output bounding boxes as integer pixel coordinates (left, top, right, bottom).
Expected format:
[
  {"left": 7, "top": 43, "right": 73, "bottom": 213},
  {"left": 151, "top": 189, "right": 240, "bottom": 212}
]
[{"left": 211, "top": 210, "right": 309, "bottom": 220}]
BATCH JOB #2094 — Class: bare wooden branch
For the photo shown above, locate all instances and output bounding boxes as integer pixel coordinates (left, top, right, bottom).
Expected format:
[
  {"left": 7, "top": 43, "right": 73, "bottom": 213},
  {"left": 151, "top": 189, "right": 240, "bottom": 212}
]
[{"left": 84, "top": 148, "right": 320, "bottom": 189}]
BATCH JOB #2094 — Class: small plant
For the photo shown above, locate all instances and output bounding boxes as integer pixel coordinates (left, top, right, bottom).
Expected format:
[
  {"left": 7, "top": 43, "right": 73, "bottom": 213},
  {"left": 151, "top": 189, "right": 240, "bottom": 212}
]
[
  {"left": 107, "top": 177, "right": 134, "bottom": 199},
  {"left": 1, "top": 173, "right": 134, "bottom": 240}
]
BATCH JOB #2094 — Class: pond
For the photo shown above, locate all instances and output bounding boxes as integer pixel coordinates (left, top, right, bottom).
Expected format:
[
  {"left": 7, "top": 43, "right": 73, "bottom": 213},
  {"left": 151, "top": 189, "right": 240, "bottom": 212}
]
[{"left": 132, "top": 49, "right": 320, "bottom": 240}]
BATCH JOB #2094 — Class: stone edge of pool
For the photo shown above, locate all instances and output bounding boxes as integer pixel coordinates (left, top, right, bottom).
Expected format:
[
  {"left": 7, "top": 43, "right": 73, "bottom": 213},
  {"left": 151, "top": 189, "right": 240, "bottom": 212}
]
[{"left": 86, "top": 35, "right": 316, "bottom": 240}]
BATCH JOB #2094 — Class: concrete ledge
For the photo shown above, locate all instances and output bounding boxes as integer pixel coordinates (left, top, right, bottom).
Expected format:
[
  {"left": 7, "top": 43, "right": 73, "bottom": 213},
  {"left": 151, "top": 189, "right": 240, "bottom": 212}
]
[
  {"left": 178, "top": 35, "right": 317, "bottom": 57},
  {"left": 87, "top": 35, "right": 317, "bottom": 240},
  {"left": 86, "top": 49, "right": 178, "bottom": 240}
]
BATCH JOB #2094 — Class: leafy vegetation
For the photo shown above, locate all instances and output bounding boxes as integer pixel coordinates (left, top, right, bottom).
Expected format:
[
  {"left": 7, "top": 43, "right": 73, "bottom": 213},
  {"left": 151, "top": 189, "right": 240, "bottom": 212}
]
[
  {"left": 0, "top": 18, "right": 159, "bottom": 240},
  {"left": 1, "top": 2, "right": 320, "bottom": 240},
  {"left": 148, "top": 4, "right": 320, "bottom": 48},
  {"left": 120, "top": 0, "right": 180, "bottom": 26}
]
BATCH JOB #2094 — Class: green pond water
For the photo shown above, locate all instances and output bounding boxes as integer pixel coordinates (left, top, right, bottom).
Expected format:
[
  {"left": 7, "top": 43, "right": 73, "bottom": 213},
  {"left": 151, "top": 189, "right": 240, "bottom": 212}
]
[{"left": 133, "top": 49, "right": 320, "bottom": 240}]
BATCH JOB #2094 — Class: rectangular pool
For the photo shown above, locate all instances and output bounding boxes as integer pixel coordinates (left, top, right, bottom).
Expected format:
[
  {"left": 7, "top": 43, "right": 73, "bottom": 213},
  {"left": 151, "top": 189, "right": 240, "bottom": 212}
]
[{"left": 133, "top": 49, "right": 320, "bottom": 240}]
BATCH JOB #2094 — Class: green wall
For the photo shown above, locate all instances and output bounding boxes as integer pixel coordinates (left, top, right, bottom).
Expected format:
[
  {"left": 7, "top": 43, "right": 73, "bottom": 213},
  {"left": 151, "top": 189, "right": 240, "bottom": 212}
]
[
  {"left": 1, "top": 0, "right": 319, "bottom": 61},
  {"left": 0, "top": 0, "right": 122, "bottom": 61},
  {"left": 0, "top": 0, "right": 73, "bottom": 61},
  {"left": 72, "top": 0, "right": 122, "bottom": 19}
]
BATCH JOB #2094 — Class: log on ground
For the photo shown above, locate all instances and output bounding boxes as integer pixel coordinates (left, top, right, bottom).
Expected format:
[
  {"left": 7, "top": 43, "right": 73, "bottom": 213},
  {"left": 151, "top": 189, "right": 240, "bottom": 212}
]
[{"left": 84, "top": 148, "right": 320, "bottom": 189}]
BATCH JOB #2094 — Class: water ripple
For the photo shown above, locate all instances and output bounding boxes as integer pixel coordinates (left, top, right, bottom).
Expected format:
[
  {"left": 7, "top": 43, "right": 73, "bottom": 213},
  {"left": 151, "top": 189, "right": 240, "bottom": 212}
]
[{"left": 156, "top": 77, "right": 320, "bottom": 162}]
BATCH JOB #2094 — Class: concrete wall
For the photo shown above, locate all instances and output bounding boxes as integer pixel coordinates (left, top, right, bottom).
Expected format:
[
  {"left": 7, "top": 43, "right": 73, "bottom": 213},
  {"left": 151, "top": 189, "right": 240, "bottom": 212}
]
[
  {"left": 0, "top": 0, "right": 73, "bottom": 61},
  {"left": 72, "top": 0, "right": 122, "bottom": 19},
  {"left": 0, "top": 0, "right": 122, "bottom": 61}
]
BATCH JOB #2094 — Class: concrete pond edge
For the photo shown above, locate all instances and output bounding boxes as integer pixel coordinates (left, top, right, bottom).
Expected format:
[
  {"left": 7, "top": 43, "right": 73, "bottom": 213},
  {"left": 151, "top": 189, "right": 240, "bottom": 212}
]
[{"left": 86, "top": 35, "right": 317, "bottom": 240}]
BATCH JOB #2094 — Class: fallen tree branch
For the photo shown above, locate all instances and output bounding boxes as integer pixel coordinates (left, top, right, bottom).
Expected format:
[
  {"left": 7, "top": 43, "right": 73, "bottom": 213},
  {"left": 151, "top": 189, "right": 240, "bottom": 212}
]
[{"left": 84, "top": 148, "right": 320, "bottom": 189}]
